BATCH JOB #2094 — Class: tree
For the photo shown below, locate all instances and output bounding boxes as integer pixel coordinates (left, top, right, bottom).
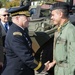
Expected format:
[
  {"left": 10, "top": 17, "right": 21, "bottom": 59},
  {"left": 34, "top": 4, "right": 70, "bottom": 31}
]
[
  {"left": 0, "top": 0, "right": 20, "bottom": 8},
  {"left": 4, "top": 0, "right": 20, "bottom": 8},
  {"left": 0, "top": 0, "right": 7, "bottom": 7},
  {"left": 0, "top": 1, "right": 2, "bottom": 8}
]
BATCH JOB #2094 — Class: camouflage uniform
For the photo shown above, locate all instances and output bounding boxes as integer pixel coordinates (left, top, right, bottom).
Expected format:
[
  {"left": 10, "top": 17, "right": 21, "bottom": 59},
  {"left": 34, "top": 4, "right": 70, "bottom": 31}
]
[{"left": 54, "top": 21, "right": 75, "bottom": 75}]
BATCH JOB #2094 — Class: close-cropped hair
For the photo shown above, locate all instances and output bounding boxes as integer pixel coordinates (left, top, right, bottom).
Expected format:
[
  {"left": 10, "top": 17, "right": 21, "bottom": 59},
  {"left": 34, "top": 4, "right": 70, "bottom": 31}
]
[
  {"left": 55, "top": 8, "right": 69, "bottom": 18},
  {"left": 51, "top": 2, "right": 70, "bottom": 18}
]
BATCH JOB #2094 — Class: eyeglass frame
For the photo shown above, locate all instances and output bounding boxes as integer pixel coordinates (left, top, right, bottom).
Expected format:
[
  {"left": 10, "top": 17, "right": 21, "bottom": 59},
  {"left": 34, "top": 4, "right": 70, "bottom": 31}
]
[{"left": 0, "top": 14, "right": 10, "bottom": 17}]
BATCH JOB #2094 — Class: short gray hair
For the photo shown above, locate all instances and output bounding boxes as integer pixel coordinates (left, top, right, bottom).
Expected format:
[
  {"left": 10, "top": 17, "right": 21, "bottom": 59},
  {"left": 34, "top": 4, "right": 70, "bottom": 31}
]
[{"left": 0, "top": 8, "right": 8, "bottom": 15}]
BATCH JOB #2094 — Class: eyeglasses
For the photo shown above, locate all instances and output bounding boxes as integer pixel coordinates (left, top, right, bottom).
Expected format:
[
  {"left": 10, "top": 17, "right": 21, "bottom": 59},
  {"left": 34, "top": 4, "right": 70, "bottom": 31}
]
[{"left": 2, "top": 14, "right": 9, "bottom": 17}]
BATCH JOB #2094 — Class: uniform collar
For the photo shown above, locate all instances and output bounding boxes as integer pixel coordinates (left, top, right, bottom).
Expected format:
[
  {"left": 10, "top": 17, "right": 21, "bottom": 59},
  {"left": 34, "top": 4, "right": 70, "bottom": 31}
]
[
  {"left": 17, "top": 25, "right": 24, "bottom": 30},
  {"left": 57, "top": 21, "right": 70, "bottom": 32}
]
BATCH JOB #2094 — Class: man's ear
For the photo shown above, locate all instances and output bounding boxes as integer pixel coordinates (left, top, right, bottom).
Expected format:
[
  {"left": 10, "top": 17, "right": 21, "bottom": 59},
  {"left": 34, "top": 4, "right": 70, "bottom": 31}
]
[{"left": 60, "top": 12, "right": 63, "bottom": 18}]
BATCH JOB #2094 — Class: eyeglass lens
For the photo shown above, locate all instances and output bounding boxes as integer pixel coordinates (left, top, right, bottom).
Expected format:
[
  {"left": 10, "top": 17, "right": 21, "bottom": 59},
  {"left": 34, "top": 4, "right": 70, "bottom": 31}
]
[{"left": 2, "top": 14, "right": 9, "bottom": 17}]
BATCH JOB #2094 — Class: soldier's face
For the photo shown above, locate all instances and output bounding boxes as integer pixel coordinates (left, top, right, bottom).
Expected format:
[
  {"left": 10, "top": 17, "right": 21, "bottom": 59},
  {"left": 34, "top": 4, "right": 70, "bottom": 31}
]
[
  {"left": 0, "top": 11, "right": 9, "bottom": 23},
  {"left": 51, "top": 9, "right": 62, "bottom": 26},
  {"left": 19, "top": 15, "right": 29, "bottom": 28}
]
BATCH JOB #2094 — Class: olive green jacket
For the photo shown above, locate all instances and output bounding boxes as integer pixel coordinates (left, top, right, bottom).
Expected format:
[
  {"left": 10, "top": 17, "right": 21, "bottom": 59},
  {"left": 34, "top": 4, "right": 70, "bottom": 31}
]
[{"left": 54, "top": 21, "right": 75, "bottom": 75}]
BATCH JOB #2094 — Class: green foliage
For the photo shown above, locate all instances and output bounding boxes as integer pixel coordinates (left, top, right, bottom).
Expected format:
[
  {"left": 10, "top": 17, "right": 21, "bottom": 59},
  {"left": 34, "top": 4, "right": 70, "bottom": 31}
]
[
  {"left": 0, "top": 0, "right": 56, "bottom": 8},
  {"left": 5, "top": 0, "right": 20, "bottom": 8},
  {"left": 0, "top": 1, "right": 2, "bottom": 8},
  {"left": 0, "top": 0, "right": 20, "bottom": 8},
  {"left": 0, "top": 0, "right": 6, "bottom": 7},
  {"left": 6, "top": 0, "right": 19, "bottom": 8}
]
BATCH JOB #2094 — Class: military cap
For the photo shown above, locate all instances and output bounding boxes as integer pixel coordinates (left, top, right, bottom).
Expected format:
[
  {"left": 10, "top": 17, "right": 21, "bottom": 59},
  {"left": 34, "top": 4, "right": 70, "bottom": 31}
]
[
  {"left": 51, "top": 2, "right": 70, "bottom": 11},
  {"left": 8, "top": 5, "right": 30, "bottom": 17}
]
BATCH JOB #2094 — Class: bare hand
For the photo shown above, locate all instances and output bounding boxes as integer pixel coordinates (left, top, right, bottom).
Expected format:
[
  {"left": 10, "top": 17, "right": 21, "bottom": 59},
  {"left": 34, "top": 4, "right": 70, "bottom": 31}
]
[
  {"left": 47, "top": 60, "right": 56, "bottom": 70},
  {"left": 43, "top": 61, "right": 50, "bottom": 72}
]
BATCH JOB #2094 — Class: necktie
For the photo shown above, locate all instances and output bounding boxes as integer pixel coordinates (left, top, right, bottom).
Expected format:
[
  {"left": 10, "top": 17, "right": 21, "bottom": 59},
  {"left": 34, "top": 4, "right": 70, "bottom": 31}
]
[{"left": 5, "top": 23, "right": 8, "bottom": 32}]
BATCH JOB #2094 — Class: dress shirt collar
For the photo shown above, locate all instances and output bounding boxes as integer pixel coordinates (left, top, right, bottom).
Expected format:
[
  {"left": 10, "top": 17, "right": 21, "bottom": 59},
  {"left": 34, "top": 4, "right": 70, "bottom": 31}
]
[{"left": 1, "top": 21, "right": 9, "bottom": 29}]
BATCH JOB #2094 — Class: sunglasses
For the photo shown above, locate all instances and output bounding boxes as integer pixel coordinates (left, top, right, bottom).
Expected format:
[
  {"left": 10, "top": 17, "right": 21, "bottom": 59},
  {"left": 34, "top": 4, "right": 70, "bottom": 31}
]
[{"left": 2, "top": 14, "right": 9, "bottom": 17}]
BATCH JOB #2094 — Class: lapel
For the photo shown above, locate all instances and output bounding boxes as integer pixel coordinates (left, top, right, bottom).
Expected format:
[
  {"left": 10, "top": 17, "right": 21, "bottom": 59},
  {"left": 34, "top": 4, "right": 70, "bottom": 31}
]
[
  {"left": 0, "top": 21, "right": 12, "bottom": 36},
  {"left": 0, "top": 21, "right": 6, "bottom": 36}
]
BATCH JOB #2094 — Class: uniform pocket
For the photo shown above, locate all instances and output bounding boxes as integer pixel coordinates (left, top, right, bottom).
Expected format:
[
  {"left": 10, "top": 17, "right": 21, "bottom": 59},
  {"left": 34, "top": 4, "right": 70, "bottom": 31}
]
[
  {"left": 70, "top": 65, "right": 75, "bottom": 75},
  {"left": 55, "top": 64, "right": 69, "bottom": 75},
  {"left": 55, "top": 38, "right": 67, "bottom": 62},
  {"left": 55, "top": 65, "right": 64, "bottom": 75}
]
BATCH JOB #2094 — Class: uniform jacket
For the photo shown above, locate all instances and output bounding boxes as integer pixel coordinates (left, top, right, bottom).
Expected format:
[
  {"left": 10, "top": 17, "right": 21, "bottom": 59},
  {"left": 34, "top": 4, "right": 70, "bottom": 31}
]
[
  {"left": 54, "top": 21, "right": 75, "bottom": 75},
  {"left": 0, "top": 25, "right": 3, "bottom": 62},
  {"left": 0, "top": 21, "right": 12, "bottom": 72},
  {"left": 1, "top": 23, "right": 45, "bottom": 75},
  {"left": 0, "top": 21, "right": 12, "bottom": 46},
  {"left": 0, "top": 25, "right": 4, "bottom": 74}
]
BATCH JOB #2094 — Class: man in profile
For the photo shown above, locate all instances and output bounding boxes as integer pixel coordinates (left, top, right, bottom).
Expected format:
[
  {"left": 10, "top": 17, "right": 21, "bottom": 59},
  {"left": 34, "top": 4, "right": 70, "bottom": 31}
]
[{"left": 1, "top": 4, "right": 51, "bottom": 75}]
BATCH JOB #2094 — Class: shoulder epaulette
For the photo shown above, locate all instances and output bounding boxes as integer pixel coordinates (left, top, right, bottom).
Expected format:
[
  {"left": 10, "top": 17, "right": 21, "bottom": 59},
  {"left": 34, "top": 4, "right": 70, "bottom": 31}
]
[{"left": 13, "top": 32, "right": 22, "bottom": 36}]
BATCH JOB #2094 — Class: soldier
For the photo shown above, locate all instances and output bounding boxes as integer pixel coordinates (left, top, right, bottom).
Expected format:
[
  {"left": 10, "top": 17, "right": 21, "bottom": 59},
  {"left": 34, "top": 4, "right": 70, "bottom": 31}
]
[
  {"left": 48, "top": 2, "right": 75, "bottom": 75},
  {"left": 1, "top": 5, "right": 51, "bottom": 75}
]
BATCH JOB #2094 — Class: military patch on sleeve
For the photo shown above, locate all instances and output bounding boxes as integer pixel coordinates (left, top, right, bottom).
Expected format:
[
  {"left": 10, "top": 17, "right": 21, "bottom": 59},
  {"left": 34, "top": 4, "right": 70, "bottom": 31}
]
[
  {"left": 34, "top": 61, "right": 42, "bottom": 71},
  {"left": 13, "top": 32, "right": 22, "bottom": 36}
]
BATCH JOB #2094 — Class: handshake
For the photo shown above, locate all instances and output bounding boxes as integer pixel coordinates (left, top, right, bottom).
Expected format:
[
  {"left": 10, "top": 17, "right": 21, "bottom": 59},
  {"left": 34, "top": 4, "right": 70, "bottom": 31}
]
[{"left": 43, "top": 60, "right": 56, "bottom": 72}]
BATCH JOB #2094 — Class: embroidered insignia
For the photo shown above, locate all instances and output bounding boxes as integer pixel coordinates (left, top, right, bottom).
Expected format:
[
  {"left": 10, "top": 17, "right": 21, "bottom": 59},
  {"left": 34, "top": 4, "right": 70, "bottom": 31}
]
[
  {"left": 34, "top": 62, "right": 42, "bottom": 71},
  {"left": 13, "top": 32, "right": 22, "bottom": 36}
]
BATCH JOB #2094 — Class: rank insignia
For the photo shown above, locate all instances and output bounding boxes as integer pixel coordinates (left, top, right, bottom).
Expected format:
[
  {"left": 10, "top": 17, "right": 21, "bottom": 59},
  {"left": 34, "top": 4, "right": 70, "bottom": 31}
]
[{"left": 13, "top": 32, "right": 22, "bottom": 36}]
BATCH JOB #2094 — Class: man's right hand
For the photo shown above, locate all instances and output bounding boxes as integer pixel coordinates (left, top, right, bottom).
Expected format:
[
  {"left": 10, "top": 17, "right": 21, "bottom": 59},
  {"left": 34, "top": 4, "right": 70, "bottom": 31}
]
[
  {"left": 43, "top": 60, "right": 56, "bottom": 72},
  {"left": 43, "top": 61, "right": 50, "bottom": 72}
]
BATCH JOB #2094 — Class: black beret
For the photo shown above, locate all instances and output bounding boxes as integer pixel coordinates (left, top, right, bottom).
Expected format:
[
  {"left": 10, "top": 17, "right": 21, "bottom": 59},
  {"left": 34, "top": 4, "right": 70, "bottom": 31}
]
[
  {"left": 8, "top": 5, "right": 30, "bottom": 16},
  {"left": 51, "top": 2, "right": 70, "bottom": 11}
]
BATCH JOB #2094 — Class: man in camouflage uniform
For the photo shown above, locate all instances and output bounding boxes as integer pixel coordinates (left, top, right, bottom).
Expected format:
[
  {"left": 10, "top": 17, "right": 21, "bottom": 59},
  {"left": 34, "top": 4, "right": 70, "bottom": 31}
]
[{"left": 48, "top": 2, "right": 75, "bottom": 75}]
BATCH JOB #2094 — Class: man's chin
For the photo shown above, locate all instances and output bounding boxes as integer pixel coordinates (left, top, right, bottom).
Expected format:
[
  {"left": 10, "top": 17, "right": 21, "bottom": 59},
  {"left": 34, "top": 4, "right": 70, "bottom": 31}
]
[
  {"left": 5, "top": 20, "right": 8, "bottom": 22},
  {"left": 53, "top": 23, "right": 57, "bottom": 25}
]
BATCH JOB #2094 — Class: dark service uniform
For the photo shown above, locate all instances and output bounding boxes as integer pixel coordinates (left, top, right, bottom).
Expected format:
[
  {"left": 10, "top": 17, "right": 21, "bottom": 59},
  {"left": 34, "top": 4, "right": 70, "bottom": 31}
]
[
  {"left": 1, "top": 5, "right": 45, "bottom": 75},
  {"left": 0, "top": 25, "right": 4, "bottom": 74}
]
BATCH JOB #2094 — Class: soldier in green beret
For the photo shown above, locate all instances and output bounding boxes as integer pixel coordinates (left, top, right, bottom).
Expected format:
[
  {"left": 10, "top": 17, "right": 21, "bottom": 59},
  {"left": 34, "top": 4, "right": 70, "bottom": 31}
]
[{"left": 48, "top": 2, "right": 75, "bottom": 75}]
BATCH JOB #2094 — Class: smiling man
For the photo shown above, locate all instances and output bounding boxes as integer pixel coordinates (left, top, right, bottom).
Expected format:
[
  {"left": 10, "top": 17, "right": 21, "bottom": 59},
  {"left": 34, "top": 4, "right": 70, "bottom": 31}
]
[
  {"left": 48, "top": 2, "right": 75, "bottom": 75},
  {"left": 0, "top": 8, "right": 12, "bottom": 73}
]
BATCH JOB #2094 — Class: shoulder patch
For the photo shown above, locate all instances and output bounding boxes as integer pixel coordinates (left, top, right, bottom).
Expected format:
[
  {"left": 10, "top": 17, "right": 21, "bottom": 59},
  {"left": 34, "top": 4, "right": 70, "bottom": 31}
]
[{"left": 13, "top": 32, "right": 22, "bottom": 36}]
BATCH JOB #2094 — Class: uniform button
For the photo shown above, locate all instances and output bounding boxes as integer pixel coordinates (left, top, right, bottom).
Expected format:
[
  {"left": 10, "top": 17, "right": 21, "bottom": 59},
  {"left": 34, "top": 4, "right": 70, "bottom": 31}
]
[{"left": 21, "top": 68, "right": 23, "bottom": 70}]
